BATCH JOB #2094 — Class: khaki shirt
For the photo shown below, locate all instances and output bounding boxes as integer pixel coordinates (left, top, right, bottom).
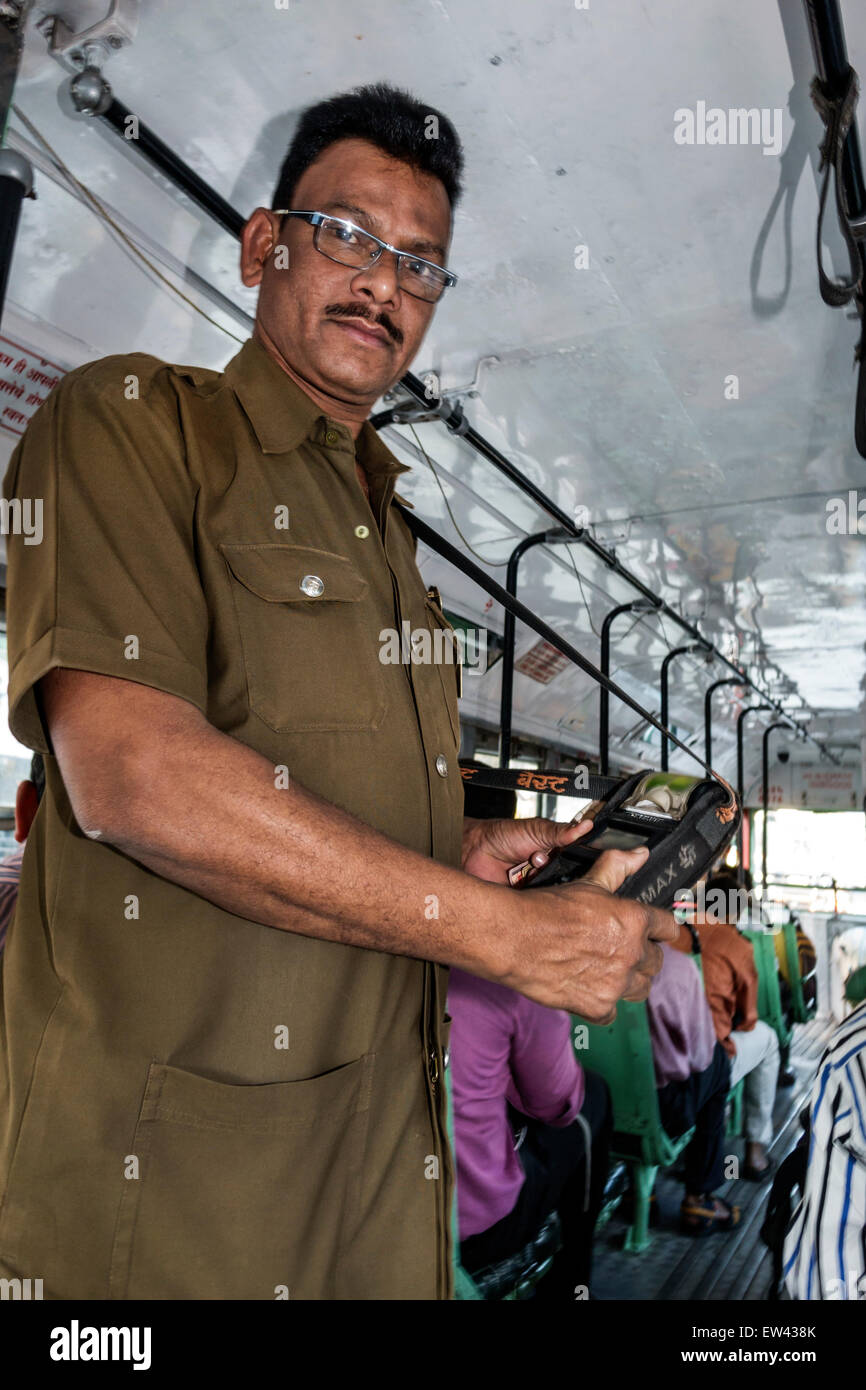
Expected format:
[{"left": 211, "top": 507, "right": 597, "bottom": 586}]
[{"left": 0, "top": 337, "right": 464, "bottom": 1300}]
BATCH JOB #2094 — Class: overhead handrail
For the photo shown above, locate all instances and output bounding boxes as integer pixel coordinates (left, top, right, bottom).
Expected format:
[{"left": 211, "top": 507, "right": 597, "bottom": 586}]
[
  {"left": 399, "top": 505, "right": 716, "bottom": 779},
  {"left": 378, "top": 374, "right": 837, "bottom": 763}
]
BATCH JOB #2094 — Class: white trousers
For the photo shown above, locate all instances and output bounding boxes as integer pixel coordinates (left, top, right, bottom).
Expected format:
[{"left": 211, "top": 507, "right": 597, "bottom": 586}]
[{"left": 728, "top": 1020, "right": 780, "bottom": 1146}]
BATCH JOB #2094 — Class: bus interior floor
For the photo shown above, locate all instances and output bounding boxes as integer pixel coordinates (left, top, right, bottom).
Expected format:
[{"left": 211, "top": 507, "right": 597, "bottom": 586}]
[{"left": 589, "top": 1016, "right": 835, "bottom": 1302}]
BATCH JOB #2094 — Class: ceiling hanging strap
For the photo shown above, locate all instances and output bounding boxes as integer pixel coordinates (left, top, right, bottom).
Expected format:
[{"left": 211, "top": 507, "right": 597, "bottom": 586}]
[
  {"left": 809, "top": 61, "right": 866, "bottom": 457},
  {"left": 810, "top": 64, "right": 864, "bottom": 307}
]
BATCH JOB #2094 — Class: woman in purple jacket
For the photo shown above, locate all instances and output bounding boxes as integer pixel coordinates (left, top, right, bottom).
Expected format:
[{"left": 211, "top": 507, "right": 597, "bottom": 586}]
[{"left": 450, "top": 767, "right": 612, "bottom": 1298}]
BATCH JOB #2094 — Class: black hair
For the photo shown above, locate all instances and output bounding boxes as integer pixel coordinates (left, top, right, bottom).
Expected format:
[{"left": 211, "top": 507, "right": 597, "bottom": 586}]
[
  {"left": 703, "top": 866, "right": 749, "bottom": 924},
  {"left": 272, "top": 82, "right": 464, "bottom": 213},
  {"left": 30, "top": 752, "right": 45, "bottom": 802},
  {"left": 705, "top": 867, "right": 740, "bottom": 902},
  {"left": 461, "top": 760, "right": 517, "bottom": 821}
]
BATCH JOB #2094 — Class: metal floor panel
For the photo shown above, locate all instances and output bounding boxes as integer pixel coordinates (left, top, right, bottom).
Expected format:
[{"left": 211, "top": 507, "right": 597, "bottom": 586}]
[{"left": 590, "top": 1015, "right": 836, "bottom": 1302}]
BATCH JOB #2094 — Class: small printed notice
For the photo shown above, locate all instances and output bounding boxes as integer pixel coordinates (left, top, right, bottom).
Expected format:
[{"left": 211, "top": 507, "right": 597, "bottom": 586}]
[{"left": 0, "top": 334, "right": 66, "bottom": 436}]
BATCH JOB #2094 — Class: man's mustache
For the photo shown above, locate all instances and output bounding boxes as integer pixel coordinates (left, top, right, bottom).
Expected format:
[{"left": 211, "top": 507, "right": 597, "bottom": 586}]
[{"left": 324, "top": 303, "right": 403, "bottom": 346}]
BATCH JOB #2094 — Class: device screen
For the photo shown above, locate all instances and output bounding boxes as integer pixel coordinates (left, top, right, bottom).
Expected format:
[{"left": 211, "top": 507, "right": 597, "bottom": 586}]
[{"left": 587, "top": 826, "right": 652, "bottom": 852}]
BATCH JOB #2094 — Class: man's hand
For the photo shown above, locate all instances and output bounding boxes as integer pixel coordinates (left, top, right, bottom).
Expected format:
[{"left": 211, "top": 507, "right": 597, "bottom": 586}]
[
  {"left": 462, "top": 814, "right": 594, "bottom": 885},
  {"left": 498, "top": 844, "right": 679, "bottom": 1023}
]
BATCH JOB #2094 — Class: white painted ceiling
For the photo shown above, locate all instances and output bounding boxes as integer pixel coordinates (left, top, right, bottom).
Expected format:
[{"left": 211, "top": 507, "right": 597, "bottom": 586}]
[{"left": 3, "top": 0, "right": 865, "bottom": 787}]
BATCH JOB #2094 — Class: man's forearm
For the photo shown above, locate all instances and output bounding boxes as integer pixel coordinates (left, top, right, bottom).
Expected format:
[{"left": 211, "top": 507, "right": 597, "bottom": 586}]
[{"left": 42, "top": 670, "right": 516, "bottom": 981}]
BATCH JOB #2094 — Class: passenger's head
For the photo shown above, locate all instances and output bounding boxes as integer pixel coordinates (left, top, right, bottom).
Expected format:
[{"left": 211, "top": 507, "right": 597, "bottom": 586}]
[
  {"left": 14, "top": 752, "right": 44, "bottom": 843},
  {"left": 461, "top": 761, "right": 517, "bottom": 821},
  {"left": 241, "top": 83, "right": 464, "bottom": 410},
  {"left": 699, "top": 867, "right": 745, "bottom": 926},
  {"left": 844, "top": 965, "right": 866, "bottom": 1007}
]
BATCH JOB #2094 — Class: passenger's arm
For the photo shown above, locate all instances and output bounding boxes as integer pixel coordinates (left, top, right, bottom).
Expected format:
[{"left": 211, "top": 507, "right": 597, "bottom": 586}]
[
  {"left": 506, "top": 1003, "right": 583, "bottom": 1126},
  {"left": 39, "top": 667, "right": 678, "bottom": 1020},
  {"left": 702, "top": 959, "right": 735, "bottom": 1044}
]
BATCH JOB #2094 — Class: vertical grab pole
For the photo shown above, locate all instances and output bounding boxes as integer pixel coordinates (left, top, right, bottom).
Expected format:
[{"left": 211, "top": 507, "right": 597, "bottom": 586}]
[
  {"left": 660, "top": 644, "right": 708, "bottom": 771},
  {"left": 762, "top": 722, "right": 789, "bottom": 899},
  {"left": 736, "top": 704, "right": 771, "bottom": 882},
  {"left": 499, "top": 530, "right": 574, "bottom": 768},
  {"left": 704, "top": 677, "right": 744, "bottom": 770},
  {"left": 599, "top": 603, "right": 640, "bottom": 776},
  {"left": 0, "top": 5, "right": 33, "bottom": 325}
]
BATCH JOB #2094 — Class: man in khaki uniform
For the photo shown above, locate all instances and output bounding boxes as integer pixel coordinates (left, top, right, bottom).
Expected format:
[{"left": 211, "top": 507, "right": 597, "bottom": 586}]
[{"left": 0, "top": 84, "right": 675, "bottom": 1300}]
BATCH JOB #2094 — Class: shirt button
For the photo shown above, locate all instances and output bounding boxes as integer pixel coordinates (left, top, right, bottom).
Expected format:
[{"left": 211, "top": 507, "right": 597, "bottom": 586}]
[
  {"left": 325, "top": 428, "right": 340, "bottom": 446},
  {"left": 300, "top": 574, "right": 324, "bottom": 597},
  {"left": 435, "top": 754, "right": 448, "bottom": 777},
  {"left": 354, "top": 524, "right": 370, "bottom": 539}
]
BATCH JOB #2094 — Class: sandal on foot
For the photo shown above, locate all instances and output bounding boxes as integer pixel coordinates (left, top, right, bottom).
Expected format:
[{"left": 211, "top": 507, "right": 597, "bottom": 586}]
[
  {"left": 742, "top": 1156, "right": 777, "bottom": 1183},
  {"left": 680, "top": 1195, "right": 741, "bottom": 1236}
]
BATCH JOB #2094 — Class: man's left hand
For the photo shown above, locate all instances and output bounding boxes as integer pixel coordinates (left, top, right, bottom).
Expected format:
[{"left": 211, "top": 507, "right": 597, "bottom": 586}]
[{"left": 462, "top": 815, "right": 594, "bottom": 885}]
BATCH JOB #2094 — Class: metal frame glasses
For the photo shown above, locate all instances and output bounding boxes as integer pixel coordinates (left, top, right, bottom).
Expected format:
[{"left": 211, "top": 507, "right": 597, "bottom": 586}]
[{"left": 272, "top": 209, "right": 458, "bottom": 302}]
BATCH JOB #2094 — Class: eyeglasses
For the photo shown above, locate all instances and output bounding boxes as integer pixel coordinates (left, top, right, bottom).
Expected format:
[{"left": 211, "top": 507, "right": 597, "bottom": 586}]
[{"left": 272, "top": 209, "right": 458, "bottom": 303}]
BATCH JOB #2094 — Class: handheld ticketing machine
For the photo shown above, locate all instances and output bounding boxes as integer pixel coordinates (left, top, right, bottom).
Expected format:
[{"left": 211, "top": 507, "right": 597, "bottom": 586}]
[{"left": 460, "top": 768, "right": 740, "bottom": 911}]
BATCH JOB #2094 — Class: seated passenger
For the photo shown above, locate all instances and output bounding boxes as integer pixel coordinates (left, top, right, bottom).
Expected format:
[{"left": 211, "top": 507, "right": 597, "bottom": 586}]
[
  {"left": 844, "top": 964, "right": 866, "bottom": 1008},
  {"left": 783, "top": 1000, "right": 866, "bottom": 1300},
  {"left": 449, "top": 966, "right": 612, "bottom": 1298},
  {"left": 762, "top": 893, "right": 815, "bottom": 1083},
  {"left": 450, "top": 767, "right": 611, "bottom": 1298},
  {"left": 774, "top": 909, "right": 817, "bottom": 1015},
  {"left": 831, "top": 925, "right": 866, "bottom": 1020},
  {"left": 0, "top": 753, "right": 44, "bottom": 955},
  {"left": 647, "top": 941, "right": 740, "bottom": 1235},
  {"left": 673, "top": 868, "right": 780, "bottom": 1181}
]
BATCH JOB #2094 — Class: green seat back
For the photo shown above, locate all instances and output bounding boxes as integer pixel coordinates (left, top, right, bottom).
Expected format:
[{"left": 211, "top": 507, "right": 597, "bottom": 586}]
[
  {"left": 578, "top": 1001, "right": 692, "bottom": 1168},
  {"left": 741, "top": 928, "right": 792, "bottom": 1050}
]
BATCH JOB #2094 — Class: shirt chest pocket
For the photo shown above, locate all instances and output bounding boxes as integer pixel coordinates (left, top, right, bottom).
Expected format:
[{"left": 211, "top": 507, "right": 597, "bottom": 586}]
[{"left": 222, "top": 543, "right": 387, "bottom": 732}]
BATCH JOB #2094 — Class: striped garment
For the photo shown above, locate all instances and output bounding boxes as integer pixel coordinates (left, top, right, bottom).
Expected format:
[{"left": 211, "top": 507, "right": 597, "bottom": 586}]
[
  {"left": 784, "top": 1002, "right": 866, "bottom": 1300},
  {"left": 0, "top": 846, "right": 24, "bottom": 955}
]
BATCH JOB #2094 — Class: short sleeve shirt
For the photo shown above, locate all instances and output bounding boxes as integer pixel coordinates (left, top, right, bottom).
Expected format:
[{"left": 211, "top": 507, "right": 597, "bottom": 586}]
[{"left": 0, "top": 337, "right": 463, "bottom": 1300}]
